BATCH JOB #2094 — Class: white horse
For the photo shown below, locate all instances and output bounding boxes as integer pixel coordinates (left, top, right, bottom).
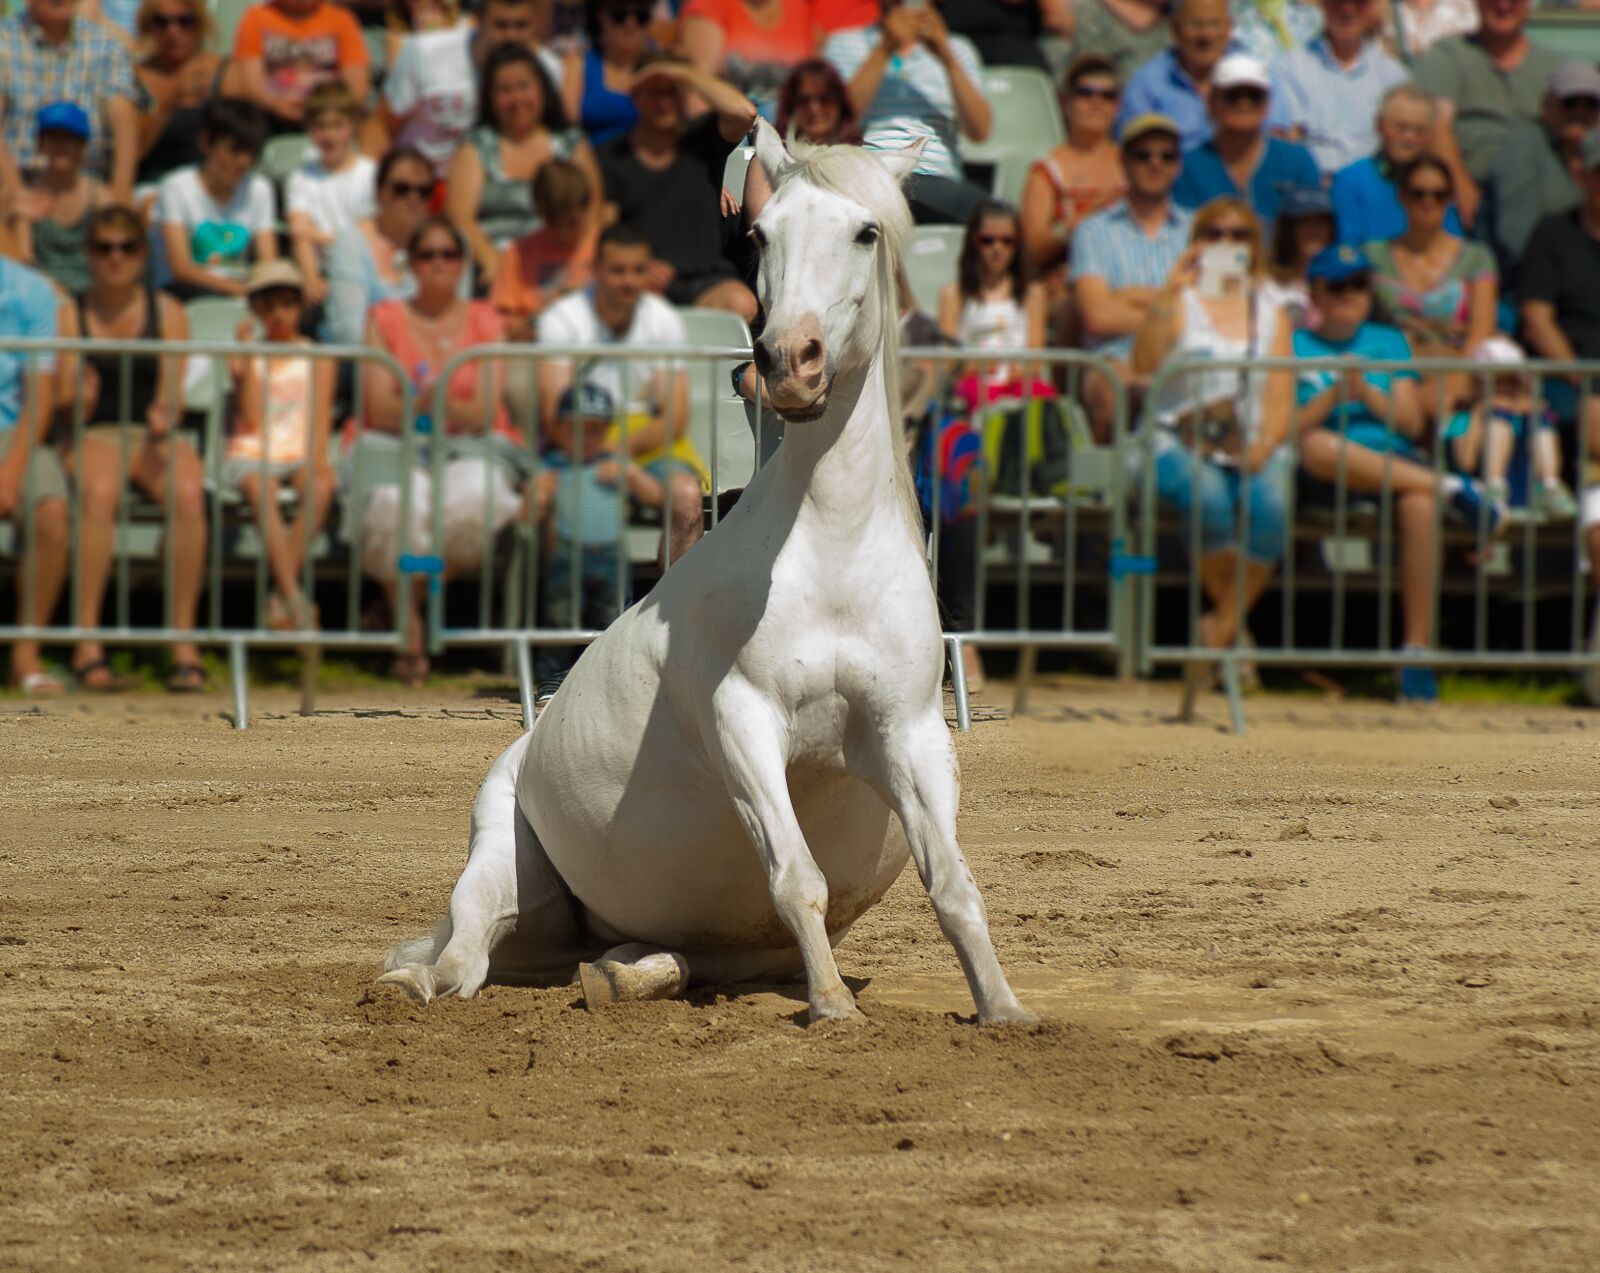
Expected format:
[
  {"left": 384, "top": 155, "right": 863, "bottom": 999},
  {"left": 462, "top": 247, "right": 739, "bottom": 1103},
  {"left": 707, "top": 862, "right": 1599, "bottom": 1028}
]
[{"left": 379, "top": 122, "right": 1034, "bottom": 1027}]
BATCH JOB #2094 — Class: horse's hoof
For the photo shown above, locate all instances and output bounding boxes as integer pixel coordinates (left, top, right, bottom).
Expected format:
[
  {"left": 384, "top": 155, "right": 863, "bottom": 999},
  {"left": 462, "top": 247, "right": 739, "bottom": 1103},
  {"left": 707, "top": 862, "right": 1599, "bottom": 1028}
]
[
  {"left": 807, "top": 989, "right": 863, "bottom": 1025},
  {"left": 979, "top": 1004, "right": 1039, "bottom": 1028},
  {"left": 579, "top": 952, "right": 689, "bottom": 1009},
  {"left": 377, "top": 964, "right": 438, "bottom": 1005}
]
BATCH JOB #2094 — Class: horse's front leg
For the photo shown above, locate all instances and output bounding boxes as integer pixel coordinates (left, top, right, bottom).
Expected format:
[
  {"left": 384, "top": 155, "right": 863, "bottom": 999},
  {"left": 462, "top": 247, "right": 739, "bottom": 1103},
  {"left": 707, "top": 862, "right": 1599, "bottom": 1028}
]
[
  {"left": 872, "top": 709, "right": 1036, "bottom": 1027},
  {"left": 710, "top": 691, "right": 859, "bottom": 1023}
]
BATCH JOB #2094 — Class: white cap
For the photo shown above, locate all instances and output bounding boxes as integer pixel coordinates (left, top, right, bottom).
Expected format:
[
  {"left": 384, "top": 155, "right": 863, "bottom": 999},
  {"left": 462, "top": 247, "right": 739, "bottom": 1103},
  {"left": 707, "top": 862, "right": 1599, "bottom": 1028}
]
[
  {"left": 1213, "top": 53, "right": 1272, "bottom": 93},
  {"left": 1471, "top": 335, "right": 1526, "bottom": 367}
]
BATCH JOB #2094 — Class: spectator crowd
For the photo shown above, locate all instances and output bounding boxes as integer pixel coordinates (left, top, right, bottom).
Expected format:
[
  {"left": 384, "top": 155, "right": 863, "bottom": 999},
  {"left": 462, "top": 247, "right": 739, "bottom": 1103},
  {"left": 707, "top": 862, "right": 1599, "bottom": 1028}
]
[{"left": 0, "top": 0, "right": 1597, "bottom": 706}]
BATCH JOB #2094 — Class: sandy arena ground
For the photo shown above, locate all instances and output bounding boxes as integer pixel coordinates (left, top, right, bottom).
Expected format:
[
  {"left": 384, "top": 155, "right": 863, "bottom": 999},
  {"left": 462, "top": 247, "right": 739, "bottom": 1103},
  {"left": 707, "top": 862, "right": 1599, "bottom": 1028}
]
[{"left": 2, "top": 678, "right": 1598, "bottom": 1271}]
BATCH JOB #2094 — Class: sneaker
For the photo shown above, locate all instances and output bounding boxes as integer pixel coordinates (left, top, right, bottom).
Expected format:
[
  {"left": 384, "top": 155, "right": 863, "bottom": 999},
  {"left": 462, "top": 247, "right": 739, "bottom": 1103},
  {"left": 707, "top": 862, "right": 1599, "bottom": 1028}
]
[
  {"left": 1447, "top": 479, "right": 1505, "bottom": 539},
  {"left": 1534, "top": 479, "right": 1580, "bottom": 522},
  {"left": 534, "top": 680, "right": 562, "bottom": 714},
  {"left": 1398, "top": 653, "right": 1438, "bottom": 704}
]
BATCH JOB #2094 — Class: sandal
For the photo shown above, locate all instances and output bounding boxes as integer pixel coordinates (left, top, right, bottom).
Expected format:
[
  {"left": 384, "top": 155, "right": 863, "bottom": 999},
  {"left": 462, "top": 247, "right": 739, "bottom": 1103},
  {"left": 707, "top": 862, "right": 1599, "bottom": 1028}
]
[
  {"left": 166, "top": 662, "right": 207, "bottom": 693},
  {"left": 73, "top": 658, "right": 134, "bottom": 693},
  {"left": 16, "top": 670, "right": 64, "bottom": 699},
  {"left": 390, "top": 653, "right": 429, "bottom": 688}
]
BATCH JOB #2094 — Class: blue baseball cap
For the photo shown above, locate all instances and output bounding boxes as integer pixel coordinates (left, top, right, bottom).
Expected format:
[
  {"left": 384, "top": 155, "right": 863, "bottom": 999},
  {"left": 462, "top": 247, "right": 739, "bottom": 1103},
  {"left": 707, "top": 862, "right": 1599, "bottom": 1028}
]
[
  {"left": 36, "top": 101, "right": 89, "bottom": 140},
  {"left": 1308, "top": 244, "right": 1370, "bottom": 283},
  {"left": 1280, "top": 186, "right": 1333, "bottom": 219},
  {"left": 557, "top": 382, "right": 616, "bottom": 420}
]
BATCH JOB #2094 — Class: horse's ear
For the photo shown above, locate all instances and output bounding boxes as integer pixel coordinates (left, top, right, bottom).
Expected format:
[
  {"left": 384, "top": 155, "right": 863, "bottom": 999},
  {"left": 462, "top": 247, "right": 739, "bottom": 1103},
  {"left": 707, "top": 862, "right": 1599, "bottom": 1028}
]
[
  {"left": 876, "top": 138, "right": 927, "bottom": 186},
  {"left": 753, "top": 118, "right": 794, "bottom": 186}
]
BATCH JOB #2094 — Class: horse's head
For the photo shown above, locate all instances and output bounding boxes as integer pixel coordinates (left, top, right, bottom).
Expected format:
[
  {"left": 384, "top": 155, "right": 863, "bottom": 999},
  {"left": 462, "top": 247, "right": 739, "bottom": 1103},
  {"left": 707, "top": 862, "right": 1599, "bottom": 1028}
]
[{"left": 749, "top": 120, "right": 922, "bottom": 422}]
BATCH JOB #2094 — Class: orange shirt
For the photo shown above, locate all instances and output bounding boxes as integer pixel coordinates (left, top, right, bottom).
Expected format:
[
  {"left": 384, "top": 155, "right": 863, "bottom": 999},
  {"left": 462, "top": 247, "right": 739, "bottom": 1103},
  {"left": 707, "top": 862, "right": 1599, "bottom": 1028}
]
[
  {"left": 680, "top": 0, "right": 815, "bottom": 67},
  {"left": 233, "top": 1, "right": 368, "bottom": 104},
  {"left": 490, "top": 225, "right": 597, "bottom": 322}
]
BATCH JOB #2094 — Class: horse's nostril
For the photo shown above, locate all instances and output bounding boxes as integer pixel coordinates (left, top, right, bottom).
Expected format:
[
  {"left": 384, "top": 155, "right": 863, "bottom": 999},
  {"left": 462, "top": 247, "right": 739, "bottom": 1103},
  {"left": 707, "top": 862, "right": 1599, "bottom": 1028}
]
[
  {"left": 799, "top": 339, "right": 823, "bottom": 368},
  {"left": 752, "top": 339, "right": 774, "bottom": 376}
]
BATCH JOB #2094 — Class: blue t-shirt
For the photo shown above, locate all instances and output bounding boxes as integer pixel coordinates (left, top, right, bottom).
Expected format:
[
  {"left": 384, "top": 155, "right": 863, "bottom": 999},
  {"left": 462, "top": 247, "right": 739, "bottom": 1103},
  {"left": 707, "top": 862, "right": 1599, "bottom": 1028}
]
[
  {"left": 0, "top": 258, "right": 59, "bottom": 439},
  {"left": 1329, "top": 154, "right": 1464, "bottom": 247},
  {"left": 1293, "top": 322, "right": 1416, "bottom": 439},
  {"left": 1173, "top": 136, "right": 1322, "bottom": 229},
  {"left": 544, "top": 449, "right": 625, "bottom": 547}
]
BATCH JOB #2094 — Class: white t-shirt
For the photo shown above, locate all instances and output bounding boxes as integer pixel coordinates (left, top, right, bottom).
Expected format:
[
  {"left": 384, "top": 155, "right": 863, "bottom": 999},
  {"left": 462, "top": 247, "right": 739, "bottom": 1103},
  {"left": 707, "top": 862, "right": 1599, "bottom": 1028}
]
[
  {"left": 537, "top": 288, "right": 686, "bottom": 415},
  {"left": 286, "top": 154, "right": 376, "bottom": 241},
  {"left": 150, "top": 166, "right": 277, "bottom": 287},
  {"left": 385, "top": 27, "right": 564, "bottom": 176}
]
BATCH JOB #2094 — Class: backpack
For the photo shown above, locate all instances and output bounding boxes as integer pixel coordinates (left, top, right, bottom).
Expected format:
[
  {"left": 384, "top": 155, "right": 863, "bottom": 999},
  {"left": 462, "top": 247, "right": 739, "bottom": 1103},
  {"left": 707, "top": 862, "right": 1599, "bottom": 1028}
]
[
  {"left": 978, "top": 395, "right": 1074, "bottom": 499},
  {"left": 914, "top": 408, "right": 986, "bottom": 524}
]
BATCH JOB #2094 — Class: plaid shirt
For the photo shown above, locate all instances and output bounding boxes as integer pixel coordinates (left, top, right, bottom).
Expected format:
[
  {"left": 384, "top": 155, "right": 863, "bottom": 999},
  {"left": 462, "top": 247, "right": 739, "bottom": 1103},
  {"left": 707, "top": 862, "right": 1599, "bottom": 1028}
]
[
  {"left": 1069, "top": 198, "right": 1192, "bottom": 358},
  {"left": 0, "top": 14, "right": 135, "bottom": 178}
]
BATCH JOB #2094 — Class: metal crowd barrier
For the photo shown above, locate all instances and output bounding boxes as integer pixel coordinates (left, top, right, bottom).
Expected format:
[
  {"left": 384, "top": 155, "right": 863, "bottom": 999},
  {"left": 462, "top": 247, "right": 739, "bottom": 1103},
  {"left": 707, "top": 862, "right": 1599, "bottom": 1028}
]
[
  {"left": 1136, "top": 354, "right": 1600, "bottom": 732},
  {"left": 0, "top": 337, "right": 417, "bottom": 728}
]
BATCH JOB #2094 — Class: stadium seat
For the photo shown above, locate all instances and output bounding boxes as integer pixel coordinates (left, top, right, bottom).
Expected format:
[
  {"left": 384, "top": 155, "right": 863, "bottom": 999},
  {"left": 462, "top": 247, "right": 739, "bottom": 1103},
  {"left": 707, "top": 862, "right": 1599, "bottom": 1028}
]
[
  {"left": 183, "top": 296, "right": 249, "bottom": 418},
  {"left": 962, "top": 66, "right": 1065, "bottom": 185},
  {"left": 723, "top": 146, "right": 754, "bottom": 202},
  {"left": 991, "top": 152, "right": 1035, "bottom": 209},
  {"left": 260, "top": 134, "right": 313, "bottom": 188},
  {"left": 904, "top": 225, "right": 963, "bottom": 314},
  {"left": 674, "top": 307, "right": 757, "bottom": 493},
  {"left": 208, "top": 0, "right": 253, "bottom": 56}
]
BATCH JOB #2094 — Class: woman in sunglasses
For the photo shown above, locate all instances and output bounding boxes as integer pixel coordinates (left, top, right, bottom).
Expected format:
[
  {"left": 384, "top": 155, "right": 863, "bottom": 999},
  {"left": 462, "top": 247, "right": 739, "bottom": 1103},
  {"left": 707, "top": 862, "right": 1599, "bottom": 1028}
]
[
  {"left": 359, "top": 217, "right": 517, "bottom": 687},
  {"left": 324, "top": 146, "right": 437, "bottom": 347},
  {"left": 562, "top": 0, "right": 655, "bottom": 144},
  {"left": 1133, "top": 196, "right": 1296, "bottom": 686},
  {"left": 939, "top": 199, "right": 1048, "bottom": 399},
  {"left": 132, "top": 0, "right": 222, "bottom": 190},
  {"left": 740, "top": 59, "right": 860, "bottom": 222}
]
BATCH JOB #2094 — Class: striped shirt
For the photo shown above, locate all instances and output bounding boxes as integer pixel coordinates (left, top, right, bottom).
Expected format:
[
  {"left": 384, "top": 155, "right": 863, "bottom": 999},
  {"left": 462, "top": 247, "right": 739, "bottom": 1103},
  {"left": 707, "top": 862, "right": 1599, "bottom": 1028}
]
[
  {"left": 823, "top": 27, "right": 985, "bottom": 181},
  {"left": 0, "top": 14, "right": 135, "bottom": 179},
  {"left": 1069, "top": 198, "right": 1192, "bottom": 357}
]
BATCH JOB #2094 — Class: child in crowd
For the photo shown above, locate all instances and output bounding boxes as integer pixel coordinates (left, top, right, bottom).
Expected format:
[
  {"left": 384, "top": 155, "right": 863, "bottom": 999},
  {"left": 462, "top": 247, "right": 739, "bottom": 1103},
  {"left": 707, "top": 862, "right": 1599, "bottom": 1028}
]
[
  {"left": 224, "top": 260, "right": 337, "bottom": 630},
  {"left": 490, "top": 158, "right": 598, "bottom": 341},
  {"left": 1444, "top": 337, "right": 1580, "bottom": 521},
  {"left": 226, "top": 0, "right": 371, "bottom": 131},
  {"left": 13, "top": 103, "right": 105, "bottom": 296},
  {"left": 152, "top": 97, "right": 277, "bottom": 298},
  {"left": 531, "top": 381, "right": 660, "bottom": 702},
  {"left": 286, "top": 81, "right": 376, "bottom": 307}
]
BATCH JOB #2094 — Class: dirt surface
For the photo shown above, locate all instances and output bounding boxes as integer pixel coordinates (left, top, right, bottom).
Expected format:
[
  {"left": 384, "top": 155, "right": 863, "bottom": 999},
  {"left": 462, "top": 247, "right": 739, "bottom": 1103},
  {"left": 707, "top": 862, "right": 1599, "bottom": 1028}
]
[{"left": 2, "top": 679, "right": 1598, "bottom": 1272}]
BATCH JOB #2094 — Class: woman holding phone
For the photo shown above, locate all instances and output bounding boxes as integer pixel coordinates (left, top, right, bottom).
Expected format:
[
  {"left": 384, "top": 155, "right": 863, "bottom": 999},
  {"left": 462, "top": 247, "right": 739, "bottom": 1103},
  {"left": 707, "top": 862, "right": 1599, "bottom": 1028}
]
[{"left": 1132, "top": 196, "right": 1295, "bottom": 689}]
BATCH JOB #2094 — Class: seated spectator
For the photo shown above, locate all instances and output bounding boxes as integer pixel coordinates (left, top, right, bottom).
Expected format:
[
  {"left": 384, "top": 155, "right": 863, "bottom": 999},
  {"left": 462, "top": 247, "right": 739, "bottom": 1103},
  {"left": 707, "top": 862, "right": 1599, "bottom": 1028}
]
[
  {"left": 824, "top": 0, "right": 994, "bottom": 225},
  {"left": 1173, "top": 54, "right": 1319, "bottom": 230},
  {"left": 0, "top": 0, "right": 139, "bottom": 200},
  {"left": 537, "top": 224, "right": 705, "bottom": 566},
  {"left": 378, "top": 0, "right": 556, "bottom": 178},
  {"left": 1387, "top": 0, "right": 1477, "bottom": 61},
  {"left": 1294, "top": 244, "right": 1501, "bottom": 702},
  {"left": 1263, "top": 184, "right": 1334, "bottom": 327},
  {"left": 286, "top": 81, "right": 376, "bottom": 309},
  {"left": 223, "top": 0, "right": 371, "bottom": 133},
  {"left": 60, "top": 205, "right": 207, "bottom": 692},
  {"left": 1132, "top": 197, "right": 1295, "bottom": 679},
  {"left": 13, "top": 103, "right": 108, "bottom": 296},
  {"left": 1481, "top": 62, "right": 1598, "bottom": 277},
  {"left": 1441, "top": 336, "right": 1577, "bottom": 519},
  {"left": 491, "top": 158, "right": 597, "bottom": 340},
  {"left": 446, "top": 44, "right": 599, "bottom": 287},
  {"left": 1331, "top": 84, "right": 1465, "bottom": 247},
  {"left": 680, "top": 0, "right": 814, "bottom": 110},
  {"left": 1364, "top": 154, "right": 1496, "bottom": 407},
  {"left": 560, "top": 0, "right": 651, "bottom": 145},
  {"left": 937, "top": 200, "right": 1048, "bottom": 403},
  {"left": 1070, "top": 112, "right": 1192, "bottom": 439},
  {"left": 0, "top": 254, "right": 68, "bottom": 697},
  {"left": 79, "top": 0, "right": 142, "bottom": 41},
  {"left": 597, "top": 56, "right": 757, "bottom": 319},
  {"left": 1277, "top": 0, "right": 1409, "bottom": 179},
  {"left": 1413, "top": 0, "right": 1560, "bottom": 228},
  {"left": 151, "top": 99, "right": 277, "bottom": 299},
  {"left": 1070, "top": 0, "right": 1173, "bottom": 84},
  {"left": 358, "top": 217, "right": 516, "bottom": 687},
  {"left": 1228, "top": 0, "right": 1322, "bottom": 63},
  {"left": 324, "top": 146, "right": 434, "bottom": 345},
  {"left": 1020, "top": 56, "right": 1126, "bottom": 330},
  {"left": 529, "top": 381, "right": 662, "bottom": 705},
  {"left": 741, "top": 59, "right": 861, "bottom": 223},
  {"left": 939, "top": 0, "right": 1066, "bottom": 74},
  {"left": 1118, "top": 0, "right": 1292, "bottom": 154},
  {"left": 132, "top": 0, "right": 222, "bottom": 191},
  {"left": 224, "top": 260, "right": 337, "bottom": 632},
  {"left": 384, "top": 0, "right": 466, "bottom": 71}
]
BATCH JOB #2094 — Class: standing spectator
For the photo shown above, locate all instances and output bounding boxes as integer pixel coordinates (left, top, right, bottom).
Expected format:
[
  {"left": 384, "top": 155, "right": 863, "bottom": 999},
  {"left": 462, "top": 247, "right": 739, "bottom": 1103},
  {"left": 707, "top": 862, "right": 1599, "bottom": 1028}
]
[
  {"left": 937, "top": 199, "right": 1048, "bottom": 401},
  {"left": 491, "top": 158, "right": 597, "bottom": 340},
  {"left": 0, "top": 0, "right": 138, "bottom": 201},
  {"left": 1387, "top": 0, "right": 1478, "bottom": 62},
  {"left": 1071, "top": 0, "right": 1173, "bottom": 83},
  {"left": 824, "top": 0, "right": 994, "bottom": 225},
  {"left": 537, "top": 223, "right": 705, "bottom": 567},
  {"left": 680, "top": 0, "right": 814, "bottom": 109},
  {"left": 1118, "top": 0, "right": 1293, "bottom": 154},
  {"left": 1480, "top": 63, "right": 1599, "bottom": 277},
  {"left": 13, "top": 103, "right": 107, "bottom": 296},
  {"left": 597, "top": 55, "right": 757, "bottom": 319},
  {"left": 1228, "top": 0, "right": 1322, "bottom": 63},
  {"left": 132, "top": 0, "right": 222, "bottom": 190},
  {"left": 1021, "top": 56, "right": 1127, "bottom": 314},
  {"left": 446, "top": 44, "right": 598, "bottom": 287},
  {"left": 376, "top": 0, "right": 556, "bottom": 177},
  {"left": 1263, "top": 183, "right": 1334, "bottom": 326},
  {"left": 740, "top": 59, "right": 861, "bottom": 222},
  {"left": 150, "top": 98, "right": 277, "bottom": 299},
  {"left": 1070, "top": 112, "right": 1192, "bottom": 438},
  {"left": 0, "top": 254, "right": 67, "bottom": 697},
  {"left": 223, "top": 0, "right": 371, "bottom": 133},
  {"left": 1172, "top": 54, "right": 1319, "bottom": 230},
  {"left": 560, "top": 0, "right": 651, "bottom": 146},
  {"left": 1330, "top": 84, "right": 1465, "bottom": 247},
  {"left": 1413, "top": 0, "right": 1559, "bottom": 227},
  {"left": 1277, "top": 0, "right": 1409, "bottom": 179},
  {"left": 323, "top": 146, "right": 433, "bottom": 345},
  {"left": 1294, "top": 243, "right": 1501, "bottom": 701},
  {"left": 286, "top": 81, "right": 376, "bottom": 309}
]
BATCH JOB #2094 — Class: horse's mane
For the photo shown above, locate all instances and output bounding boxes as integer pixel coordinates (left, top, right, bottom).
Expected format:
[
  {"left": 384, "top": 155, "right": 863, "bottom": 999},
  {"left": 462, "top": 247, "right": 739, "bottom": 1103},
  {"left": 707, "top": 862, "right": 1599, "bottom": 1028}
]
[{"left": 772, "top": 140, "right": 924, "bottom": 543}]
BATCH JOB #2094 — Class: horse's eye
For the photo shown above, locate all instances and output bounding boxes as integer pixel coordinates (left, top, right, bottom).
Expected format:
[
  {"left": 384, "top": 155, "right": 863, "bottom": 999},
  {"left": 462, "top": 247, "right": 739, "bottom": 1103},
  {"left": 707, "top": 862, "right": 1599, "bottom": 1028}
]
[{"left": 855, "top": 224, "right": 880, "bottom": 246}]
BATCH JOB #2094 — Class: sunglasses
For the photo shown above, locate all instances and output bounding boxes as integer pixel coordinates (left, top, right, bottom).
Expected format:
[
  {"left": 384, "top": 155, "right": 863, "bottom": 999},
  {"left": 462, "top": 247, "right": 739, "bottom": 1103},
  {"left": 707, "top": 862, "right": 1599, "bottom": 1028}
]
[
  {"left": 386, "top": 180, "right": 431, "bottom": 199},
  {"left": 1199, "top": 226, "right": 1251, "bottom": 242},
  {"left": 1404, "top": 186, "right": 1450, "bottom": 204},
  {"left": 1220, "top": 86, "right": 1267, "bottom": 105},
  {"left": 413, "top": 247, "right": 463, "bottom": 263},
  {"left": 603, "top": 5, "right": 650, "bottom": 23},
  {"left": 1128, "top": 145, "right": 1179, "bottom": 164},
  {"left": 90, "top": 238, "right": 142, "bottom": 258},
  {"left": 151, "top": 11, "right": 198, "bottom": 29},
  {"left": 1324, "top": 273, "right": 1371, "bottom": 295},
  {"left": 1561, "top": 94, "right": 1600, "bottom": 113},
  {"left": 793, "top": 92, "right": 838, "bottom": 109},
  {"left": 1072, "top": 84, "right": 1119, "bottom": 102}
]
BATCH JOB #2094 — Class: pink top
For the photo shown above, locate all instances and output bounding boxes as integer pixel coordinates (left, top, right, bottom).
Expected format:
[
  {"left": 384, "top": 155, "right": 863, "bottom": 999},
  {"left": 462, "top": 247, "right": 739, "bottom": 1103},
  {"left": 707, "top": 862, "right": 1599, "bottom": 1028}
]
[
  {"left": 368, "top": 299, "right": 513, "bottom": 437},
  {"left": 681, "top": 0, "right": 815, "bottom": 67}
]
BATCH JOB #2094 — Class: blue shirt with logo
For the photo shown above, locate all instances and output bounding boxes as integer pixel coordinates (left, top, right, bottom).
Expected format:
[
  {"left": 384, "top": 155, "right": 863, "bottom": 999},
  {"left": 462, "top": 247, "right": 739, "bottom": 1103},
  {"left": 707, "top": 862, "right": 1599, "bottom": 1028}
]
[{"left": 0, "top": 258, "right": 59, "bottom": 440}]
